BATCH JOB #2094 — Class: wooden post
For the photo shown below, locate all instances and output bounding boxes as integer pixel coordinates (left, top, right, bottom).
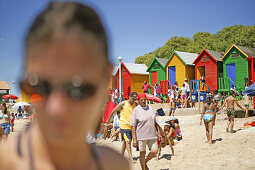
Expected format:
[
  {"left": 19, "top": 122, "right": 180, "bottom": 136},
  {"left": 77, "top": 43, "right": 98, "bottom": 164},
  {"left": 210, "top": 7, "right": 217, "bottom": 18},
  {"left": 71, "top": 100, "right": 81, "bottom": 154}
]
[{"left": 198, "top": 89, "right": 200, "bottom": 114}]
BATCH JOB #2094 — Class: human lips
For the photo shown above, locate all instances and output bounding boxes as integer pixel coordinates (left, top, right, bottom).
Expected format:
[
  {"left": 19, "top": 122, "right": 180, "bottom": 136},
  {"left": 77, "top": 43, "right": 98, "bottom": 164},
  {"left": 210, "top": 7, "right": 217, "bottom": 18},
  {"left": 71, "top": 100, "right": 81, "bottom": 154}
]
[{"left": 52, "top": 121, "right": 69, "bottom": 131}]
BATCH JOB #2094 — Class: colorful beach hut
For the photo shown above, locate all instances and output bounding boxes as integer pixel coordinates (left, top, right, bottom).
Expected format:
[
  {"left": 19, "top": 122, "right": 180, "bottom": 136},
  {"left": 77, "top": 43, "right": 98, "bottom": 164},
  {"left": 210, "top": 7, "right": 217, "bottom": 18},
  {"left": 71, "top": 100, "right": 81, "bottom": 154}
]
[
  {"left": 220, "top": 45, "right": 255, "bottom": 92},
  {"left": 0, "top": 81, "right": 10, "bottom": 103},
  {"left": 193, "top": 49, "right": 224, "bottom": 92},
  {"left": 165, "top": 51, "right": 198, "bottom": 86},
  {"left": 109, "top": 66, "right": 119, "bottom": 89},
  {"left": 146, "top": 58, "right": 168, "bottom": 94},
  {"left": 115, "top": 63, "right": 149, "bottom": 99}
]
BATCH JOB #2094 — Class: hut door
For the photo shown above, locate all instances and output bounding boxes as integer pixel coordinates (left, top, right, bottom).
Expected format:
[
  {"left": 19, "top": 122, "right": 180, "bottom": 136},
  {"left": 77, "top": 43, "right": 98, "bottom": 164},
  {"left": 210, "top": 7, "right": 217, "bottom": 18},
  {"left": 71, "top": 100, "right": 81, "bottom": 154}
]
[
  {"left": 197, "top": 66, "right": 205, "bottom": 80},
  {"left": 168, "top": 66, "right": 176, "bottom": 86},
  {"left": 151, "top": 71, "right": 157, "bottom": 94},
  {"left": 226, "top": 64, "right": 236, "bottom": 87}
]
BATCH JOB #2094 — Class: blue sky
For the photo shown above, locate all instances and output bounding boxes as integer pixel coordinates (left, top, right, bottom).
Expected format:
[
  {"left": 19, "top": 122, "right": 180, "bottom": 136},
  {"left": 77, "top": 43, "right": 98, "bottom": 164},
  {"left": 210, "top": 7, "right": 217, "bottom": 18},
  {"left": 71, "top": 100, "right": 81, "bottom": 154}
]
[{"left": 0, "top": 0, "right": 254, "bottom": 96}]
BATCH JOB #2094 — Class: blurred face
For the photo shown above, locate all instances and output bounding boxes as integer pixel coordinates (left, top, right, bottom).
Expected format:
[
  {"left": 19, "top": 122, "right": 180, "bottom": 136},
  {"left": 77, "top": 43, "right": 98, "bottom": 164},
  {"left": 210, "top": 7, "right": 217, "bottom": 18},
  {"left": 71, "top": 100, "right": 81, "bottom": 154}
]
[
  {"left": 139, "top": 97, "right": 147, "bottom": 107},
  {"left": 25, "top": 39, "right": 111, "bottom": 143}
]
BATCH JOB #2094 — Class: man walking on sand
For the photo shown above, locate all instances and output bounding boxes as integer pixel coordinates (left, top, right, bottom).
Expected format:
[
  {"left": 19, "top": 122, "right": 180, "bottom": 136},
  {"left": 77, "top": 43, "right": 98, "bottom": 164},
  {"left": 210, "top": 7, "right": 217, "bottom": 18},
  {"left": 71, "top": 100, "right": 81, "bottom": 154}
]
[
  {"left": 221, "top": 90, "right": 245, "bottom": 133},
  {"left": 106, "top": 92, "right": 138, "bottom": 162}
]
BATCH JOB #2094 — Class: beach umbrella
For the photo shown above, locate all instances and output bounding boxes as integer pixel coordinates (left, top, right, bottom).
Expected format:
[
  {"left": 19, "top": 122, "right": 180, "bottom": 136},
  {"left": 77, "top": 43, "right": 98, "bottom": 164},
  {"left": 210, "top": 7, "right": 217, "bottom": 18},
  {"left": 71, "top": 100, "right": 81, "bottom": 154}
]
[
  {"left": 145, "top": 93, "right": 162, "bottom": 103},
  {"left": 12, "top": 102, "right": 31, "bottom": 109},
  {"left": 2, "top": 94, "right": 18, "bottom": 100},
  {"left": 242, "top": 83, "right": 255, "bottom": 97}
]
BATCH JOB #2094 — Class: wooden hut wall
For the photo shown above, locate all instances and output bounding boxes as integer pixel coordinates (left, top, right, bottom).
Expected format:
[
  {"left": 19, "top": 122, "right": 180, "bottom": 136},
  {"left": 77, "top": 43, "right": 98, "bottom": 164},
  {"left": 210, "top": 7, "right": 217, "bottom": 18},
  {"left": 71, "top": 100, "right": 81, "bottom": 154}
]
[
  {"left": 185, "top": 66, "right": 195, "bottom": 85},
  {"left": 194, "top": 51, "right": 218, "bottom": 91},
  {"left": 131, "top": 74, "right": 149, "bottom": 94},
  {"left": 166, "top": 53, "right": 186, "bottom": 86},
  {"left": 223, "top": 46, "right": 248, "bottom": 88},
  {"left": 116, "top": 65, "right": 131, "bottom": 99}
]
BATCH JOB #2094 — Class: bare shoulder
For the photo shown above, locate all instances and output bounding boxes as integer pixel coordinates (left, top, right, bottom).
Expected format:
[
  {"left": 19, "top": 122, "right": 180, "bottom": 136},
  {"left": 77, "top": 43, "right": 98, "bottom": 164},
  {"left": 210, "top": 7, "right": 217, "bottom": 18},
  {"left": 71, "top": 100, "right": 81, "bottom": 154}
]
[
  {"left": 0, "top": 137, "right": 22, "bottom": 169},
  {"left": 95, "top": 145, "right": 130, "bottom": 170}
]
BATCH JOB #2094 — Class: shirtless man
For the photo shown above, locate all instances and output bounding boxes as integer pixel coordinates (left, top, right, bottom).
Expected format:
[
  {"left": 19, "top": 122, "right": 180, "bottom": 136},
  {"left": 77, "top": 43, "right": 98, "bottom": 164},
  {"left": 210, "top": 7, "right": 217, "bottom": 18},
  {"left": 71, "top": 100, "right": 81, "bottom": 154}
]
[{"left": 221, "top": 90, "right": 245, "bottom": 133}]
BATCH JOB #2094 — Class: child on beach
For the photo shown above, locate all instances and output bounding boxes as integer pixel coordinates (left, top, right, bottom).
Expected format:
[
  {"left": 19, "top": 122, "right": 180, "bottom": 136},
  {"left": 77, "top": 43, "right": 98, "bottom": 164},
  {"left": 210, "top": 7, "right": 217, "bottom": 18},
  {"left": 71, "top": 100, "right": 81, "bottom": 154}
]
[
  {"left": 174, "top": 118, "right": 182, "bottom": 141},
  {"left": 242, "top": 94, "right": 249, "bottom": 118},
  {"left": 110, "top": 111, "right": 122, "bottom": 141},
  {"left": 156, "top": 120, "right": 175, "bottom": 160},
  {"left": 213, "top": 90, "right": 220, "bottom": 107},
  {"left": 169, "top": 86, "right": 176, "bottom": 116},
  {"left": 221, "top": 92, "right": 227, "bottom": 107},
  {"left": 11, "top": 113, "right": 14, "bottom": 132}
]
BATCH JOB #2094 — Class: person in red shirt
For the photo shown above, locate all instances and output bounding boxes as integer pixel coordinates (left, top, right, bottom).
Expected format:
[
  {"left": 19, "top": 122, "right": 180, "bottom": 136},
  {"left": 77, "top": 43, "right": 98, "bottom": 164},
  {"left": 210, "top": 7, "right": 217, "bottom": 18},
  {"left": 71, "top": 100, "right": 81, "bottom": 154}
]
[
  {"left": 102, "top": 95, "right": 116, "bottom": 139},
  {"left": 142, "top": 81, "right": 151, "bottom": 93}
]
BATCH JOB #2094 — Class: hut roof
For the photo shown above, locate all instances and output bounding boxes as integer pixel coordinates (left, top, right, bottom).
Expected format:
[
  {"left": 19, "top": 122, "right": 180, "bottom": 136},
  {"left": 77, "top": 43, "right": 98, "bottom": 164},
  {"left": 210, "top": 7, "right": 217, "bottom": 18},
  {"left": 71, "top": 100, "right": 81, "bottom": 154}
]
[
  {"left": 205, "top": 49, "right": 224, "bottom": 61},
  {"left": 221, "top": 45, "right": 255, "bottom": 60},
  {"left": 0, "top": 81, "right": 10, "bottom": 90},
  {"left": 236, "top": 45, "right": 255, "bottom": 58},
  {"left": 175, "top": 51, "right": 198, "bottom": 65},
  {"left": 156, "top": 58, "right": 168, "bottom": 67},
  {"left": 124, "top": 63, "right": 149, "bottom": 75},
  {"left": 112, "top": 66, "right": 119, "bottom": 75}
]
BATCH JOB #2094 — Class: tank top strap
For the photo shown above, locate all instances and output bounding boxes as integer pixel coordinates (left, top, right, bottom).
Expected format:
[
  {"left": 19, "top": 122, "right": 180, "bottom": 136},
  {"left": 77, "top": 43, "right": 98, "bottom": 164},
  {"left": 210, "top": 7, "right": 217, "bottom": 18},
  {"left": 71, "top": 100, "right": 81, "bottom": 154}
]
[
  {"left": 17, "top": 132, "right": 23, "bottom": 157},
  {"left": 90, "top": 144, "right": 103, "bottom": 170}
]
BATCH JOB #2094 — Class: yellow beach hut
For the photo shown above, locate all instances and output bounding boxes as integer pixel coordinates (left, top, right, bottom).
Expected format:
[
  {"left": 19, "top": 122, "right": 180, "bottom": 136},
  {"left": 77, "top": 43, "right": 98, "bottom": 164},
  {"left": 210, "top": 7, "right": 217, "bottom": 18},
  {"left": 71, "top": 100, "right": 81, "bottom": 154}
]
[{"left": 165, "top": 51, "right": 198, "bottom": 86}]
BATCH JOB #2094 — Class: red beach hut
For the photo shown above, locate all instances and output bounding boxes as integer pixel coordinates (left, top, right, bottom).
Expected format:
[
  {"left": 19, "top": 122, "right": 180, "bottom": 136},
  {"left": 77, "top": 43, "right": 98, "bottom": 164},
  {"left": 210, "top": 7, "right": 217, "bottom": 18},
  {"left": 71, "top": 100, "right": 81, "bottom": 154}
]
[
  {"left": 115, "top": 63, "right": 149, "bottom": 99},
  {"left": 193, "top": 49, "right": 224, "bottom": 92}
]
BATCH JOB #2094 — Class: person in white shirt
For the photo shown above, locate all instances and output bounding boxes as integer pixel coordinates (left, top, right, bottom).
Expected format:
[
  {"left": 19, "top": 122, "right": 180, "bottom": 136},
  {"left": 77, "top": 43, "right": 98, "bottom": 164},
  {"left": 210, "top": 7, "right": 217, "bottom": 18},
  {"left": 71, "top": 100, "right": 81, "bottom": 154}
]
[
  {"left": 181, "top": 84, "right": 188, "bottom": 108},
  {"left": 184, "top": 78, "right": 190, "bottom": 96}
]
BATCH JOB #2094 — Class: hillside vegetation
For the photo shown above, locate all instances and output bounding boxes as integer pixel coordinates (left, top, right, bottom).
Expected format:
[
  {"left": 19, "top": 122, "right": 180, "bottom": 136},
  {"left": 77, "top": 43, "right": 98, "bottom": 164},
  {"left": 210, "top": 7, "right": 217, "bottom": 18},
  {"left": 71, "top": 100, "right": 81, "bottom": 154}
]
[{"left": 135, "top": 25, "right": 255, "bottom": 66}]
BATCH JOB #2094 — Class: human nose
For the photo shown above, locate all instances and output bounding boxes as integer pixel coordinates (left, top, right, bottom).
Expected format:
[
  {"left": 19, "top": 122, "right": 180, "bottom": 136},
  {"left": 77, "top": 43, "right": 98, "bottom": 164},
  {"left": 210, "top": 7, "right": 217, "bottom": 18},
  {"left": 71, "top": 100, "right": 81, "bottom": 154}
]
[{"left": 44, "top": 90, "right": 68, "bottom": 117}]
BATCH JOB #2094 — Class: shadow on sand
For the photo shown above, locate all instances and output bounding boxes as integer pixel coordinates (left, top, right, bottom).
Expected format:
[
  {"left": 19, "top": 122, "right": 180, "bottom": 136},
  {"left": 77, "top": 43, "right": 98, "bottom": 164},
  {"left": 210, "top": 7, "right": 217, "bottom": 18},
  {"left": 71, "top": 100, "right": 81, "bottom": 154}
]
[
  {"left": 231, "top": 128, "right": 242, "bottom": 133},
  {"left": 159, "top": 154, "right": 172, "bottom": 160},
  {"left": 212, "top": 137, "right": 223, "bottom": 143}
]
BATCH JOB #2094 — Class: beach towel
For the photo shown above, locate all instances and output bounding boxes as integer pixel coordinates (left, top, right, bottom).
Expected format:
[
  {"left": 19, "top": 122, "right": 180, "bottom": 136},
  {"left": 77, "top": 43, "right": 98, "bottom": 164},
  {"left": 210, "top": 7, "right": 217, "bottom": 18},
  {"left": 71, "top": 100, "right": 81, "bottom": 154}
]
[{"left": 103, "top": 101, "right": 115, "bottom": 123}]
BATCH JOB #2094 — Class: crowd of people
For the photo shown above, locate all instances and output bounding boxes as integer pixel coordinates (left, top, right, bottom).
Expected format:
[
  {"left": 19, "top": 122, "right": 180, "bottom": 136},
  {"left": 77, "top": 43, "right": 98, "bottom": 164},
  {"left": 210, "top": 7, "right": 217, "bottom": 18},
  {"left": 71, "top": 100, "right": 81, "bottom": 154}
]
[
  {"left": 0, "top": 1, "right": 253, "bottom": 170},
  {"left": 101, "top": 91, "right": 183, "bottom": 170}
]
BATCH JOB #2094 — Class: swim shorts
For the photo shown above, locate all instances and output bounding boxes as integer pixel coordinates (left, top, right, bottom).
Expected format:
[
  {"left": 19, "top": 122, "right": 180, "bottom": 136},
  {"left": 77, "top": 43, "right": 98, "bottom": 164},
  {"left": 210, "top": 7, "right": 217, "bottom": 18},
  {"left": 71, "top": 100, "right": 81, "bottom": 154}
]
[
  {"left": 203, "top": 114, "right": 214, "bottom": 123},
  {"left": 0, "top": 123, "right": 10, "bottom": 134},
  {"left": 181, "top": 94, "right": 187, "bottom": 99},
  {"left": 120, "top": 129, "right": 132, "bottom": 141},
  {"left": 227, "top": 108, "right": 235, "bottom": 118}
]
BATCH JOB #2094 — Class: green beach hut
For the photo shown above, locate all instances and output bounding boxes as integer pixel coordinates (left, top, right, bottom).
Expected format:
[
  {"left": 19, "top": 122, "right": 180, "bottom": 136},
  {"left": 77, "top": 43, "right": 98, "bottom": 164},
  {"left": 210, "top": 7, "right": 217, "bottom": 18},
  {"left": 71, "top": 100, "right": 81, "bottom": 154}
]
[
  {"left": 146, "top": 58, "right": 168, "bottom": 94},
  {"left": 219, "top": 45, "right": 255, "bottom": 94}
]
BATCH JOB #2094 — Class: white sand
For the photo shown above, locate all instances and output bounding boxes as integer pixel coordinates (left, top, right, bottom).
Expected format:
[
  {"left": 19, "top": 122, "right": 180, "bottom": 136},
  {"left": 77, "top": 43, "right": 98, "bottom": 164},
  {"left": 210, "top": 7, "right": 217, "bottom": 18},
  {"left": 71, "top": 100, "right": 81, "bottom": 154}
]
[
  {"left": 98, "top": 113, "right": 255, "bottom": 170},
  {"left": 8, "top": 118, "right": 31, "bottom": 138},
  {"left": 11, "top": 112, "right": 255, "bottom": 169}
]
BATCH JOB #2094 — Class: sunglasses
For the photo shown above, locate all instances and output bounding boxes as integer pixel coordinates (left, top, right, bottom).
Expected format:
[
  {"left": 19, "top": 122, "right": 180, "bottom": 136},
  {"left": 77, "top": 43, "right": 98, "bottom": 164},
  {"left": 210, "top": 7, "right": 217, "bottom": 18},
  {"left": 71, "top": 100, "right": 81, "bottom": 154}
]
[{"left": 20, "top": 74, "right": 97, "bottom": 101}]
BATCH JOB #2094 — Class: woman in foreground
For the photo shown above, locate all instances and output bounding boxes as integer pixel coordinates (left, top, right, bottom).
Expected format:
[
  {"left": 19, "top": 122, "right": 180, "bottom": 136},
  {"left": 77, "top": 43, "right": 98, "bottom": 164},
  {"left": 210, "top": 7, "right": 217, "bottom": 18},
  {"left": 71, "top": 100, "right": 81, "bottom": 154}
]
[
  {"left": 200, "top": 96, "right": 216, "bottom": 144},
  {"left": 0, "top": 2, "right": 129, "bottom": 170}
]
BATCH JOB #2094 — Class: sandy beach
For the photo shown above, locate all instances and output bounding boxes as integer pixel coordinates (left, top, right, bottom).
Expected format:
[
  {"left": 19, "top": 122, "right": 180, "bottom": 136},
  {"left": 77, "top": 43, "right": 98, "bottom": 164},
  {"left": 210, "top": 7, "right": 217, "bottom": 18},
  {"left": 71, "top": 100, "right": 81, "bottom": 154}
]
[
  {"left": 98, "top": 112, "right": 255, "bottom": 170},
  {"left": 10, "top": 109, "right": 255, "bottom": 170}
]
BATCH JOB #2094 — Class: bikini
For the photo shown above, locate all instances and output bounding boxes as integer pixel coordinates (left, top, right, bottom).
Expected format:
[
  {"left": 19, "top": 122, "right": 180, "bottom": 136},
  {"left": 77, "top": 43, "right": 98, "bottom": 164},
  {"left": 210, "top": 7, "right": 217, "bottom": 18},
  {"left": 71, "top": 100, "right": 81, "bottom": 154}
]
[
  {"left": 17, "top": 128, "right": 103, "bottom": 170},
  {"left": 203, "top": 110, "right": 214, "bottom": 122}
]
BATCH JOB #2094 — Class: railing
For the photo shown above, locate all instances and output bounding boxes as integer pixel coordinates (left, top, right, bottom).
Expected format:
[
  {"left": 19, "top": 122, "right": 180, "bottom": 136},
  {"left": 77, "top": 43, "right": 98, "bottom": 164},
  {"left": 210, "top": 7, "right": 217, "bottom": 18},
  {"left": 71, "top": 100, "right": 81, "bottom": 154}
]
[
  {"left": 190, "top": 80, "right": 209, "bottom": 92},
  {"left": 218, "top": 77, "right": 242, "bottom": 100},
  {"left": 218, "top": 77, "right": 241, "bottom": 92}
]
